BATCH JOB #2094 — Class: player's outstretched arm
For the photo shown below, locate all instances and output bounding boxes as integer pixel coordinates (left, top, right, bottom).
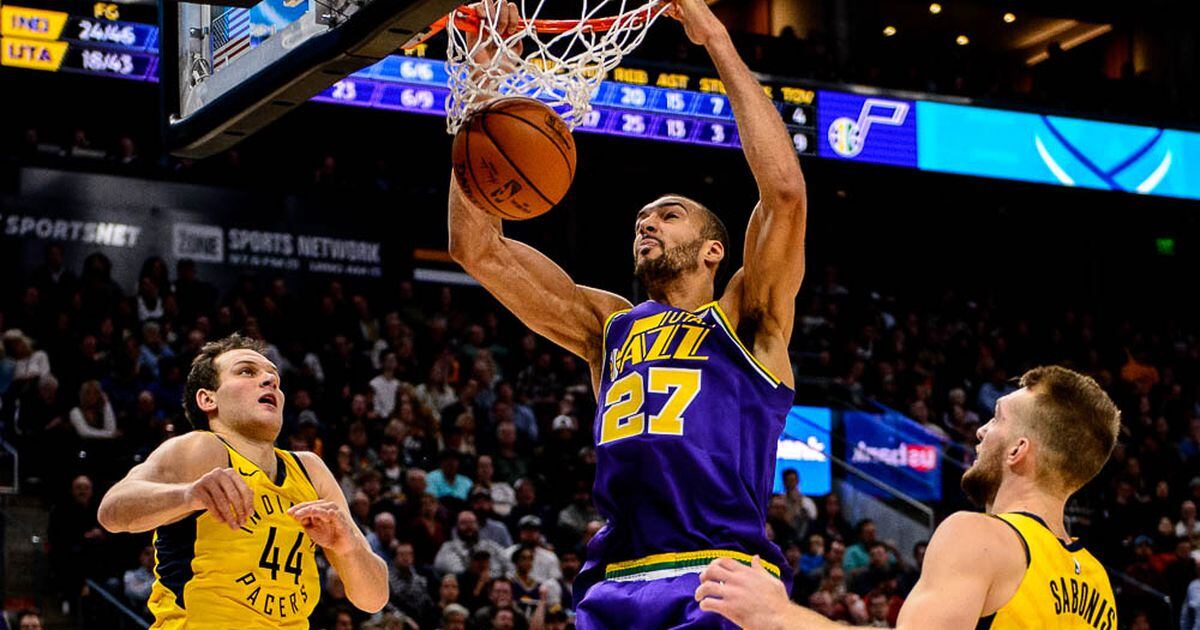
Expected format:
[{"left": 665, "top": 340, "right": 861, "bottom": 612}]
[
  {"left": 98, "top": 432, "right": 254, "bottom": 533},
  {"left": 669, "top": 0, "right": 807, "bottom": 375},
  {"left": 288, "top": 451, "right": 388, "bottom": 613},
  {"left": 694, "top": 512, "right": 1019, "bottom": 630},
  {"left": 448, "top": 174, "right": 633, "bottom": 366}
]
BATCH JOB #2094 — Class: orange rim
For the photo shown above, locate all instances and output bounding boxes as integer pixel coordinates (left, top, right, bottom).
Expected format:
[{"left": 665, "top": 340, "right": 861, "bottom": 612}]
[{"left": 403, "top": 1, "right": 668, "bottom": 49}]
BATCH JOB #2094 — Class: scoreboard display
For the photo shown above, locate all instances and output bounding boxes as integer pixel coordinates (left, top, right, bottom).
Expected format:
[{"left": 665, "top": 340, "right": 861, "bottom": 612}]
[
  {"left": 320, "top": 57, "right": 820, "bottom": 157},
  {"left": 1, "top": 3, "right": 157, "bottom": 78}
]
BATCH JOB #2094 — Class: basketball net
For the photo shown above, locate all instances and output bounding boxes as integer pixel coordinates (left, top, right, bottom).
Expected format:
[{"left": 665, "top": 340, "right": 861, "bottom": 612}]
[{"left": 425, "top": 0, "right": 669, "bottom": 135}]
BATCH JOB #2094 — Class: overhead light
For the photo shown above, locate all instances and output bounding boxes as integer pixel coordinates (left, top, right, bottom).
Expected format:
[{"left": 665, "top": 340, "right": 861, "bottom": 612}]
[
  {"left": 883, "top": 25, "right": 897, "bottom": 36},
  {"left": 956, "top": 34, "right": 970, "bottom": 45},
  {"left": 1003, "top": 12, "right": 1017, "bottom": 23},
  {"left": 929, "top": 3, "right": 942, "bottom": 14}
]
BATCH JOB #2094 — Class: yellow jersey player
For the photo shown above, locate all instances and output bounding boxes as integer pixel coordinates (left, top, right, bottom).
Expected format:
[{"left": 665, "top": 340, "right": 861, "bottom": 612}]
[
  {"left": 99, "top": 335, "right": 387, "bottom": 628},
  {"left": 693, "top": 365, "right": 1121, "bottom": 630}
]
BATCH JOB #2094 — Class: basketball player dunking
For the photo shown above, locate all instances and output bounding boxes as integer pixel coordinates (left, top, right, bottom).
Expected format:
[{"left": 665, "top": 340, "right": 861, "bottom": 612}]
[
  {"left": 694, "top": 366, "right": 1121, "bottom": 629},
  {"left": 99, "top": 335, "right": 387, "bottom": 628},
  {"left": 449, "top": 0, "right": 807, "bottom": 626}
]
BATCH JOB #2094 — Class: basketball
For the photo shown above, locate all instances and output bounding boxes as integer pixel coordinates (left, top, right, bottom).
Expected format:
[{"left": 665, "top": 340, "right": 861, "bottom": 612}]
[{"left": 451, "top": 96, "right": 577, "bottom": 220}]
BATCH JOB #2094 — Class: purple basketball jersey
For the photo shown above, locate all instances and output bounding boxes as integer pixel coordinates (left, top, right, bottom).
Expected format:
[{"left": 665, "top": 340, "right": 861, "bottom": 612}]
[{"left": 574, "top": 300, "right": 794, "bottom": 619}]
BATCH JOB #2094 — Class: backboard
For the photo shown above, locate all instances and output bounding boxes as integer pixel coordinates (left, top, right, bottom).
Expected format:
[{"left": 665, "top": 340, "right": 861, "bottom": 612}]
[{"left": 160, "top": 0, "right": 459, "bottom": 158}]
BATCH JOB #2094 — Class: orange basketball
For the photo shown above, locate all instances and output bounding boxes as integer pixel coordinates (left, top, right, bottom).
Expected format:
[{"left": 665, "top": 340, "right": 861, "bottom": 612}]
[{"left": 451, "top": 97, "right": 577, "bottom": 220}]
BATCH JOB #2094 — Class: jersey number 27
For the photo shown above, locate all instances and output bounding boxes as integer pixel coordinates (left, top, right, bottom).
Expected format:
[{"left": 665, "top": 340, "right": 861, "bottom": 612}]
[{"left": 599, "top": 368, "right": 701, "bottom": 445}]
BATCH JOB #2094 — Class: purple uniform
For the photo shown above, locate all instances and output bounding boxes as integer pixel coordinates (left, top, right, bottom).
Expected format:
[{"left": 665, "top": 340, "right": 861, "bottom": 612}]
[{"left": 574, "top": 300, "right": 794, "bottom": 629}]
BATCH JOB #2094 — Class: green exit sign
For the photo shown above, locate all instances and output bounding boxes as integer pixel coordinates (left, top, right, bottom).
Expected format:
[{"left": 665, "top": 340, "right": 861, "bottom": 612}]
[{"left": 1156, "top": 238, "right": 1177, "bottom": 256}]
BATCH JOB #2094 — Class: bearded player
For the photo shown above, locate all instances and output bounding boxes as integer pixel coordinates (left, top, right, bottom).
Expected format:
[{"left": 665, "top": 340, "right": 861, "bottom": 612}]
[
  {"left": 99, "top": 335, "right": 387, "bottom": 627},
  {"left": 694, "top": 366, "right": 1121, "bottom": 629},
  {"left": 449, "top": 0, "right": 806, "bottom": 626}
]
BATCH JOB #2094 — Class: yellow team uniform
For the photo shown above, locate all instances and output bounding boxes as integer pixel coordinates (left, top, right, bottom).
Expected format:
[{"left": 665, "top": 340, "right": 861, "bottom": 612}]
[
  {"left": 979, "top": 512, "right": 1117, "bottom": 629},
  {"left": 148, "top": 434, "right": 321, "bottom": 628}
]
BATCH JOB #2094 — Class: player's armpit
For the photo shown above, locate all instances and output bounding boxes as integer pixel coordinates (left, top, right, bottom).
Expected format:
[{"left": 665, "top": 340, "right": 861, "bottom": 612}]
[
  {"left": 448, "top": 174, "right": 632, "bottom": 363},
  {"left": 895, "top": 512, "right": 1025, "bottom": 630}
]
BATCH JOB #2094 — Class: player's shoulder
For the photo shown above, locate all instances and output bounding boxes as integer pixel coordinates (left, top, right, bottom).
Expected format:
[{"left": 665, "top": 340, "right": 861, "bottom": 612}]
[
  {"left": 133, "top": 430, "right": 228, "bottom": 481},
  {"left": 290, "top": 450, "right": 337, "bottom": 494},
  {"left": 928, "top": 511, "right": 1027, "bottom": 571}
]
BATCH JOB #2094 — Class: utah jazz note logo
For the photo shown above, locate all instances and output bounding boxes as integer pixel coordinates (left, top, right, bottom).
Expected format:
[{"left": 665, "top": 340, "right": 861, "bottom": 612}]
[
  {"left": 1034, "top": 115, "right": 1172, "bottom": 194},
  {"left": 828, "top": 98, "right": 910, "bottom": 158},
  {"left": 608, "top": 311, "right": 710, "bottom": 381}
]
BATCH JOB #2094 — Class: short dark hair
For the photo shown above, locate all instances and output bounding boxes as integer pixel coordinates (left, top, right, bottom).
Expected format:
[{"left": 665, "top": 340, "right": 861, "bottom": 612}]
[
  {"left": 855, "top": 519, "right": 875, "bottom": 534},
  {"left": 183, "top": 334, "right": 266, "bottom": 430}
]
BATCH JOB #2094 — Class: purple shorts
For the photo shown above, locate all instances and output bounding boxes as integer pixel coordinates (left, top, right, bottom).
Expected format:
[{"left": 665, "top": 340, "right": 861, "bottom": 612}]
[{"left": 574, "top": 574, "right": 737, "bottom": 630}]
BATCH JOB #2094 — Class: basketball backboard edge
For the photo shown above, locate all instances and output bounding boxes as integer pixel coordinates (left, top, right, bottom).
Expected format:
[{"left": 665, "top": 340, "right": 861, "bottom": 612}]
[{"left": 160, "top": 0, "right": 459, "bottom": 159}]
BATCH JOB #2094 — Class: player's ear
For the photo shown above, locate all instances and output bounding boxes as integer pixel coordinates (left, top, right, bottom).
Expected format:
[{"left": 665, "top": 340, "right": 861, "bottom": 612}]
[
  {"left": 1007, "top": 437, "right": 1030, "bottom": 465},
  {"left": 196, "top": 388, "right": 218, "bottom": 414},
  {"left": 705, "top": 239, "right": 725, "bottom": 265}
]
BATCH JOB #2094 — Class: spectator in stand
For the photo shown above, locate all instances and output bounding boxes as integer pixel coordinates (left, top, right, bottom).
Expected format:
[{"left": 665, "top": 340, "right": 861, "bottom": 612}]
[
  {"left": 12, "top": 610, "right": 43, "bottom": 630},
  {"left": 471, "top": 579, "right": 521, "bottom": 629},
  {"left": 370, "top": 351, "right": 403, "bottom": 418},
  {"left": 843, "top": 519, "right": 884, "bottom": 572},
  {"left": 493, "top": 421, "right": 530, "bottom": 484},
  {"left": 813, "top": 493, "right": 852, "bottom": 542},
  {"left": 494, "top": 382, "right": 537, "bottom": 443},
  {"left": 3, "top": 329, "right": 50, "bottom": 396},
  {"left": 781, "top": 469, "right": 817, "bottom": 540},
  {"left": 138, "top": 321, "right": 174, "bottom": 379},
  {"left": 68, "top": 380, "right": 117, "bottom": 441},
  {"left": 509, "top": 544, "right": 544, "bottom": 619},
  {"left": 849, "top": 541, "right": 901, "bottom": 595},
  {"left": 475, "top": 454, "right": 516, "bottom": 518},
  {"left": 435, "top": 510, "right": 512, "bottom": 579},
  {"left": 865, "top": 591, "right": 892, "bottom": 627},
  {"left": 405, "top": 492, "right": 447, "bottom": 567},
  {"left": 428, "top": 450, "right": 473, "bottom": 502},
  {"left": 505, "top": 515, "right": 561, "bottom": 583},
  {"left": 367, "top": 512, "right": 400, "bottom": 563},
  {"left": 47, "top": 475, "right": 106, "bottom": 611},
  {"left": 471, "top": 488, "right": 514, "bottom": 548},
  {"left": 123, "top": 545, "right": 155, "bottom": 617},
  {"left": 388, "top": 541, "right": 433, "bottom": 623},
  {"left": 1180, "top": 501, "right": 1200, "bottom": 538},
  {"left": 556, "top": 481, "right": 601, "bottom": 542},
  {"left": 439, "top": 603, "right": 469, "bottom": 630}
]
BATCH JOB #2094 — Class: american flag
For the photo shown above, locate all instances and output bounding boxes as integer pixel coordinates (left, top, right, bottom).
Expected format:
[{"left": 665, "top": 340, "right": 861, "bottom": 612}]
[{"left": 211, "top": 7, "right": 251, "bottom": 70}]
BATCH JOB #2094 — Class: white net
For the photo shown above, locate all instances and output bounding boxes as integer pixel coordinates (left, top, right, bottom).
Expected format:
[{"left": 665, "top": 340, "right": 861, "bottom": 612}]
[{"left": 443, "top": 0, "right": 668, "bottom": 134}]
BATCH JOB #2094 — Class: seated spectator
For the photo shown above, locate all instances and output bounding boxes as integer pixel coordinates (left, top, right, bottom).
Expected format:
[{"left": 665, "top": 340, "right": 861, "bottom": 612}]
[
  {"left": 475, "top": 454, "right": 516, "bottom": 518},
  {"left": 493, "top": 421, "right": 530, "bottom": 484},
  {"left": 1180, "top": 501, "right": 1200, "bottom": 539},
  {"left": 505, "top": 515, "right": 561, "bottom": 584},
  {"left": 123, "top": 545, "right": 155, "bottom": 616},
  {"left": 367, "top": 512, "right": 399, "bottom": 563},
  {"left": 12, "top": 610, "right": 44, "bottom": 630},
  {"left": 470, "top": 489, "right": 514, "bottom": 548},
  {"left": 781, "top": 469, "right": 817, "bottom": 539},
  {"left": 138, "top": 321, "right": 174, "bottom": 379},
  {"left": 849, "top": 541, "right": 900, "bottom": 596},
  {"left": 427, "top": 450, "right": 472, "bottom": 502},
  {"left": 509, "top": 545, "right": 544, "bottom": 619},
  {"left": 557, "top": 481, "right": 601, "bottom": 542},
  {"left": 48, "top": 475, "right": 106, "bottom": 608},
  {"left": 843, "top": 519, "right": 884, "bottom": 572},
  {"left": 434, "top": 510, "right": 512, "bottom": 579},
  {"left": 404, "top": 493, "right": 446, "bottom": 566},
  {"left": 472, "top": 580, "right": 525, "bottom": 629},
  {"left": 68, "top": 380, "right": 117, "bottom": 440},
  {"left": 541, "top": 548, "right": 580, "bottom": 612},
  {"left": 439, "top": 603, "right": 469, "bottom": 630},
  {"left": 388, "top": 541, "right": 433, "bottom": 622},
  {"left": 3, "top": 329, "right": 51, "bottom": 395},
  {"left": 370, "top": 351, "right": 403, "bottom": 418}
]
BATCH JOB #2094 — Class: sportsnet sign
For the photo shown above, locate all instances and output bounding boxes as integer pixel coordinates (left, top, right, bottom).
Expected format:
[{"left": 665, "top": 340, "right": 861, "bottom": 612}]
[{"left": 844, "top": 410, "right": 944, "bottom": 501}]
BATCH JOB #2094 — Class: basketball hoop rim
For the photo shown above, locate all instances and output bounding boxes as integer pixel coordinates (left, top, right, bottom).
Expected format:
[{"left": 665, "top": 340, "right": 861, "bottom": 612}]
[{"left": 403, "top": 0, "right": 668, "bottom": 49}]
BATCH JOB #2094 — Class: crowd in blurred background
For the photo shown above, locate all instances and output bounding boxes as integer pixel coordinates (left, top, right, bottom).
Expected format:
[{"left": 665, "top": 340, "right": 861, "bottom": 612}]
[{"left": 0, "top": 238, "right": 1197, "bottom": 628}]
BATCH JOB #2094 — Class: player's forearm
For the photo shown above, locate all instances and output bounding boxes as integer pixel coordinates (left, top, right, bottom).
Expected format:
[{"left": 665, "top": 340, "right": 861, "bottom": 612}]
[
  {"left": 327, "top": 543, "right": 389, "bottom": 612},
  {"left": 704, "top": 34, "right": 806, "bottom": 205},
  {"left": 448, "top": 173, "right": 505, "bottom": 265},
  {"left": 99, "top": 481, "right": 194, "bottom": 533}
]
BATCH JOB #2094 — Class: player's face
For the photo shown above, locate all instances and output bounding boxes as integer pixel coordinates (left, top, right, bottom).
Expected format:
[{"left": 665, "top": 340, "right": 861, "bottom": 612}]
[
  {"left": 210, "top": 349, "right": 284, "bottom": 439},
  {"left": 633, "top": 198, "right": 707, "bottom": 282},
  {"left": 961, "top": 390, "right": 1027, "bottom": 507}
]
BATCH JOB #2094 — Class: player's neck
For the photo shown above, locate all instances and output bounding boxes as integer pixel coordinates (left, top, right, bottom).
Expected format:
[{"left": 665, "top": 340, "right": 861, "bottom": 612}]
[
  {"left": 990, "top": 481, "right": 1070, "bottom": 540},
  {"left": 646, "top": 275, "right": 714, "bottom": 312},
  {"left": 212, "top": 425, "right": 278, "bottom": 477}
]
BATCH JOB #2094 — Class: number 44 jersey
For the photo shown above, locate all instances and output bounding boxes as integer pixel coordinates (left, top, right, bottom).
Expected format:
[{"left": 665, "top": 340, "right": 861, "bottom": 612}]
[
  {"left": 575, "top": 300, "right": 795, "bottom": 604},
  {"left": 149, "top": 435, "right": 321, "bottom": 629}
]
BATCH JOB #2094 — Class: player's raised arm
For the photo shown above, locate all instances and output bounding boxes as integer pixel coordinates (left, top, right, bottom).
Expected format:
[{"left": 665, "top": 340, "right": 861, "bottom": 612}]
[
  {"left": 448, "top": 175, "right": 632, "bottom": 367},
  {"left": 98, "top": 432, "right": 254, "bottom": 534},
  {"left": 670, "top": 0, "right": 807, "bottom": 352}
]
